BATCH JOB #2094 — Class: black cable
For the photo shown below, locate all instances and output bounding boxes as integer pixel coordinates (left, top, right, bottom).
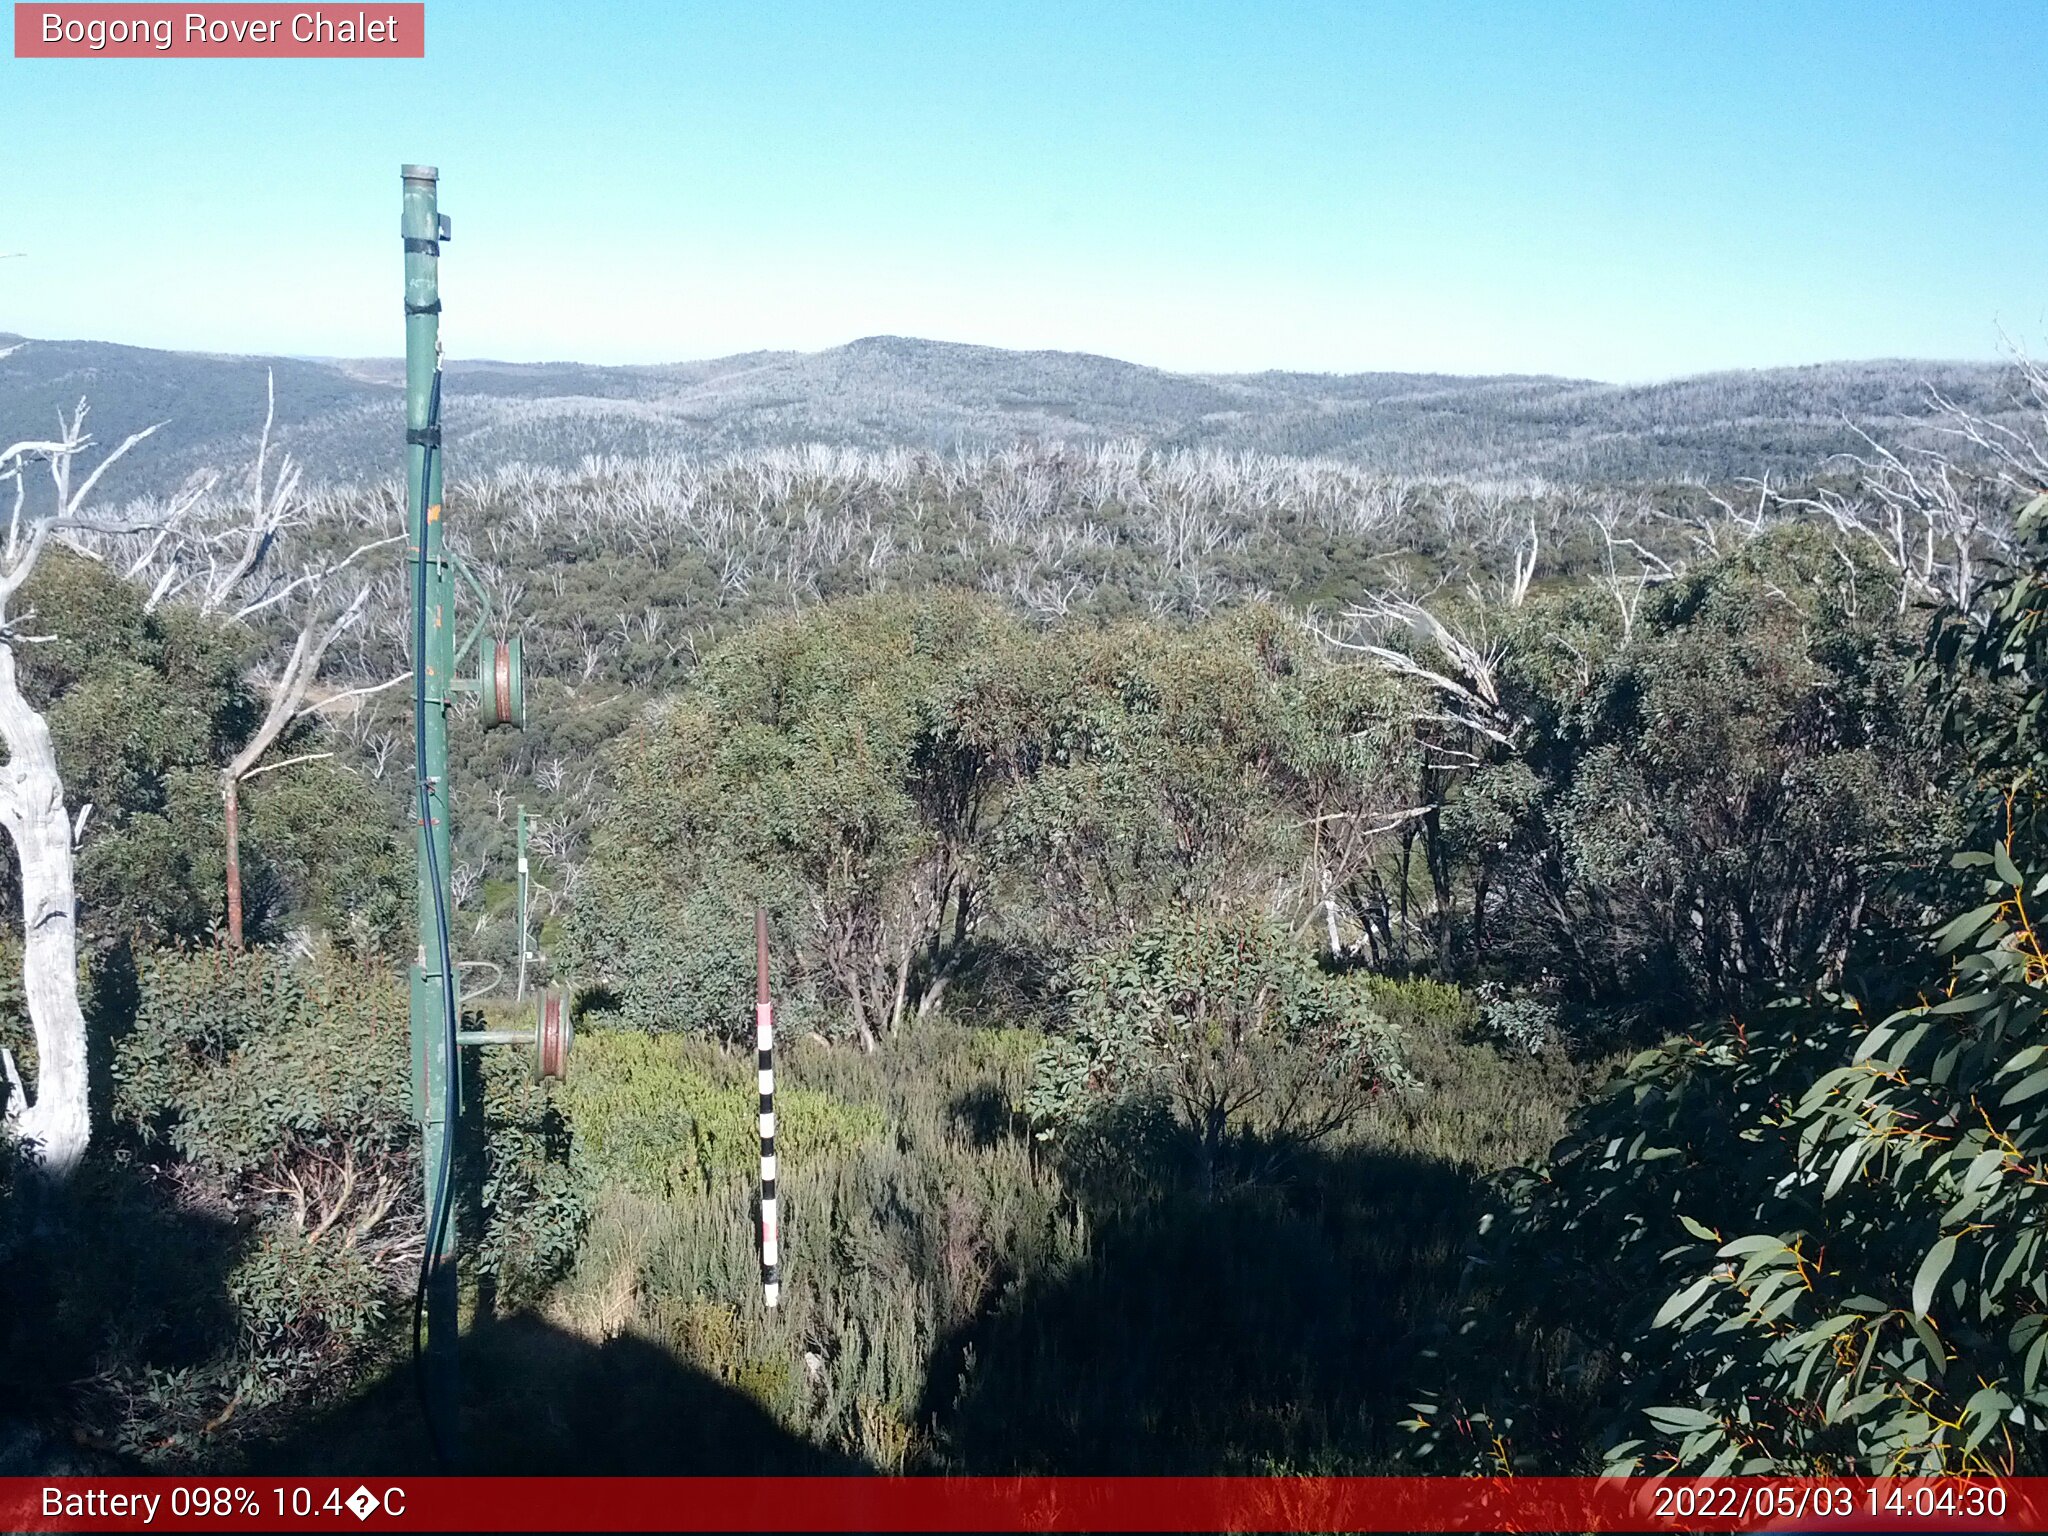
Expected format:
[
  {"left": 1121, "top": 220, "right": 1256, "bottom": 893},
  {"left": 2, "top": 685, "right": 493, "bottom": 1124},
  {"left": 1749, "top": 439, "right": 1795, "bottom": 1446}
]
[{"left": 407, "top": 364, "right": 461, "bottom": 1470}]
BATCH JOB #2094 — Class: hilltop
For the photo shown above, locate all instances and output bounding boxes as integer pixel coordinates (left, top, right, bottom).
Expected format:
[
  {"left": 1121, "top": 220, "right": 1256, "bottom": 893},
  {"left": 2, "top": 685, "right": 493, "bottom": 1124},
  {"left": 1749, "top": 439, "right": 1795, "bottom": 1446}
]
[{"left": 0, "top": 329, "right": 2026, "bottom": 499}]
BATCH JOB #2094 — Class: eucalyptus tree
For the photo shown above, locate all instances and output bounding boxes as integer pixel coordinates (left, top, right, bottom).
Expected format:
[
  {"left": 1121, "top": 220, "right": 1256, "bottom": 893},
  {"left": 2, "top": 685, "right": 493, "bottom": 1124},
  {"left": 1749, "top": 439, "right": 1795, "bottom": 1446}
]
[
  {"left": 1029, "top": 911, "right": 1411, "bottom": 1199},
  {"left": 573, "top": 592, "right": 1034, "bottom": 1050},
  {"left": 1409, "top": 505, "right": 2048, "bottom": 1478},
  {"left": 92, "top": 373, "right": 406, "bottom": 947}
]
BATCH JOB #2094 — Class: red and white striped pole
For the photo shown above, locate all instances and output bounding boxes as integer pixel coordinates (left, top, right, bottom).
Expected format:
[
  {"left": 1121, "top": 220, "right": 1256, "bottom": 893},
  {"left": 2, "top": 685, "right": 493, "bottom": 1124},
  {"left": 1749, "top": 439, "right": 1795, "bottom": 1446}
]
[{"left": 755, "top": 907, "right": 780, "bottom": 1311}]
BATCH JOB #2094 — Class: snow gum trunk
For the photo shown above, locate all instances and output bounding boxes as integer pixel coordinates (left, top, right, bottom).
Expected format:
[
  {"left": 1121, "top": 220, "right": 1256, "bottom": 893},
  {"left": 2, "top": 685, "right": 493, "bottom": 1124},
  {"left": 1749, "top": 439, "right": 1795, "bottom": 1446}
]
[{"left": 0, "top": 645, "right": 89, "bottom": 1177}]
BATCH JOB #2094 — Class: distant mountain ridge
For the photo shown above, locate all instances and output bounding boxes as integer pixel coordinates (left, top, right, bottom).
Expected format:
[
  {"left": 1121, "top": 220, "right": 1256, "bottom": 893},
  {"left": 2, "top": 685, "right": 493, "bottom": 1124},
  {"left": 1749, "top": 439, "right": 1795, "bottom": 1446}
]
[{"left": 0, "top": 330, "right": 2026, "bottom": 500}]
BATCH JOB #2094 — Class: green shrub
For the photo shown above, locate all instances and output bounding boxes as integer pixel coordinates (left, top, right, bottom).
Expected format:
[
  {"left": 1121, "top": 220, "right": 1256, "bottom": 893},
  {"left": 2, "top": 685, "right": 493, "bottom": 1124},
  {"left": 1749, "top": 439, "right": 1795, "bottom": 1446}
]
[
  {"left": 71, "top": 948, "right": 414, "bottom": 1453},
  {"left": 228, "top": 1220, "right": 389, "bottom": 1358},
  {"left": 112, "top": 947, "right": 411, "bottom": 1177},
  {"left": 472, "top": 1030, "right": 588, "bottom": 1307},
  {"left": 541, "top": 1021, "right": 1082, "bottom": 1464},
  {"left": 561, "top": 1028, "right": 886, "bottom": 1200},
  {"left": 1471, "top": 981, "right": 1561, "bottom": 1056},
  {"left": 1029, "top": 912, "right": 1411, "bottom": 1185},
  {"left": 1361, "top": 974, "right": 1478, "bottom": 1037},
  {"left": 11, "top": 949, "right": 589, "bottom": 1465}
]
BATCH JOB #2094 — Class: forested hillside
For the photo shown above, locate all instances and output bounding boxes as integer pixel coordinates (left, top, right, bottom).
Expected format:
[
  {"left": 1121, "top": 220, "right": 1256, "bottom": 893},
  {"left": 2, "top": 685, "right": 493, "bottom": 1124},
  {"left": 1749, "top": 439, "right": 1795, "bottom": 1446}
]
[
  {"left": 1, "top": 331, "right": 2029, "bottom": 500},
  {"left": 2, "top": 357, "right": 2045, "bottom": 1477}
]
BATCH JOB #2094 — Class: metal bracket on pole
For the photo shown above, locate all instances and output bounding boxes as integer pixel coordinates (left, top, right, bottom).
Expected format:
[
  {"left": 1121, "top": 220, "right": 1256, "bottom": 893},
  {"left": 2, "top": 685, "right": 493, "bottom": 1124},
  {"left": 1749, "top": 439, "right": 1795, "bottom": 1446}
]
[
  {"left": 456, "top": 988, "right": 571, "bottom": 1081},
  {"left": 450, "top": 547, "right": 492, "bottom": 672}
]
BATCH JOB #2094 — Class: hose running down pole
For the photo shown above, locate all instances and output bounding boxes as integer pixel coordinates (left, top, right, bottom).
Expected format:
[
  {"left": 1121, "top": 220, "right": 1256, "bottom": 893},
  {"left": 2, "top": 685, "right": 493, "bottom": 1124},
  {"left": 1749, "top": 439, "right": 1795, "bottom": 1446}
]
[
  {"left": 395, "top": 163, "right": 553, "bottom": 1467},
  {"left": 756, "top": 908, "right": 780, "bottom": 1311}
]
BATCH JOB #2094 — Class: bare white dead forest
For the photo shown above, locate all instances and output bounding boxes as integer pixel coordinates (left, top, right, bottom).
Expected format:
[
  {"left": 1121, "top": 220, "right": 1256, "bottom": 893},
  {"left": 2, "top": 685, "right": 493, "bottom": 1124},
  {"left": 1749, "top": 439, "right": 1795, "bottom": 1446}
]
[{"left": 89, "top": 359, "right": 2040, "bottom": 689}]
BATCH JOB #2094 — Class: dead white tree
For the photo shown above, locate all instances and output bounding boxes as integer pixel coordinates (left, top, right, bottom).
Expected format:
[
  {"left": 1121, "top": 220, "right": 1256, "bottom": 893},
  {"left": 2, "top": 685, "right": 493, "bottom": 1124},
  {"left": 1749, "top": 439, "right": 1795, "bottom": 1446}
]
[
  {"left": 1924, "top": 352, "right": 2048, "bottom": 504},
  {"left": 1696, "top": 476, "right": 1776, "bottom": 557},
  {"left": 1507, "top": 521, "right": 1538, "bottom": 607},
  {"left": 1321, "top": 588, "right": 1525, "bottom": 966},
  {"left": 0, "top": 407, "right": 168, "bottom": 1177},
  {"left": 1590, "top": 498, "right": 1678, "bottom": 644},
  {"left": 1781, "top": 423, "right": 2020, "bottom": 617},
  {"left": 449, "top": 859, "right": 483, "bottom": 910},
  {"left": 1467, "top": 520, "right": 1539, "bottom": 611},
  {"left": 1751, "top": 361, "right": 2048, "bottom": 619},
  {"left": 215, "top": 581, "right": 395, "bottom": 947},
  {"left": 1326, "top": 590, "right": 1520, "bottom": 762}
]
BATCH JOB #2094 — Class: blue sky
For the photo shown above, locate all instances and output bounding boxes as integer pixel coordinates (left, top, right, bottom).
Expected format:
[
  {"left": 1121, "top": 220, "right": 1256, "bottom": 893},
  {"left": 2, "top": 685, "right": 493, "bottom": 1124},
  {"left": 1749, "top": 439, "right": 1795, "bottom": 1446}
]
[{"left": 1, "top": 1, "right": 2041, "bottom": 379}]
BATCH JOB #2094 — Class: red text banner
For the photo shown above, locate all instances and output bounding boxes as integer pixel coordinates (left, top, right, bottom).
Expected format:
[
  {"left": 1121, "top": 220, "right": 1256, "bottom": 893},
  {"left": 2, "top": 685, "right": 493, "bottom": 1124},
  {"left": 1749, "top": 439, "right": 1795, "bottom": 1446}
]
[
  {"left": 0, "top": 1476, "right": 2042, "bottom": 1533},
  {"left": 14, "top": 4, "right": 424, "bottom": 57}
]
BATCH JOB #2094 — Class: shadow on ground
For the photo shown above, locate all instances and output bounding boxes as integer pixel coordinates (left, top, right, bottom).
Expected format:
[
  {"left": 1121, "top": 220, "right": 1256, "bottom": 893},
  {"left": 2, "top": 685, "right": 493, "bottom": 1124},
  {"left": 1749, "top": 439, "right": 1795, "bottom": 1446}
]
[
  {"left": 2, "top": 1143, "right": 858, "bottom": 1477},
  {"left": 920, "top": 1106, "right": 1501, "bottom": 1475},
  {"left": 0, "top": 1153, "right": 244, "bottom": 1474},
  {"left": 5, "top": 1041, "right": 1551, "bottom": 1479},
  {"left": 252, "top": 1314, "right": 861, "bottom": 1476}
]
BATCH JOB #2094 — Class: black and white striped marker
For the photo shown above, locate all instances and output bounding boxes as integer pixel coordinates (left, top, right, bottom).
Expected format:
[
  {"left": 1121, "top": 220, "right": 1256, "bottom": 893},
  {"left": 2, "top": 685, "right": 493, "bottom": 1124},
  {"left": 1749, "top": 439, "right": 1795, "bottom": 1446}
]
[{"left": 755, "top": 907, "right": 779, "bottom": 1311}]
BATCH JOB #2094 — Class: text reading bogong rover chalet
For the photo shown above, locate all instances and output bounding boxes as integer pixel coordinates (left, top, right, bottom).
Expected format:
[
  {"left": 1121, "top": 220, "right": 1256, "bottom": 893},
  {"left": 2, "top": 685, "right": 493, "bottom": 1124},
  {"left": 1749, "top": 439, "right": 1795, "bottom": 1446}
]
[{"left": 14, "top": 4, "right": 425, "bottom": 56}]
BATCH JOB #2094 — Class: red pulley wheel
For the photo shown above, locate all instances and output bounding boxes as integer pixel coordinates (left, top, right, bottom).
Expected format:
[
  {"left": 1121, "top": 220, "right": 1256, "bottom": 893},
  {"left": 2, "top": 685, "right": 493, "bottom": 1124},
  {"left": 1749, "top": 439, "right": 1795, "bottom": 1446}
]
[
  {"left": 536, "top": 988, "right": 570, "bottom": 1081},
  {"left": 491, "top": 639, "right": 514, "bottom": 727}
]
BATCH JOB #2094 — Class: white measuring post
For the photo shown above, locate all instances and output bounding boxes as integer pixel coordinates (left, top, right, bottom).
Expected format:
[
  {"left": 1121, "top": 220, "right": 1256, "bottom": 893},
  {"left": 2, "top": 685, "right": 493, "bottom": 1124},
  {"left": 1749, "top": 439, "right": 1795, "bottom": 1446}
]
[
  {"left": 755, "top": 906, "right": 780, "bottom": 1310},
  {"left": 515, "top": 804, "right": 531, "bottom": 1002}
]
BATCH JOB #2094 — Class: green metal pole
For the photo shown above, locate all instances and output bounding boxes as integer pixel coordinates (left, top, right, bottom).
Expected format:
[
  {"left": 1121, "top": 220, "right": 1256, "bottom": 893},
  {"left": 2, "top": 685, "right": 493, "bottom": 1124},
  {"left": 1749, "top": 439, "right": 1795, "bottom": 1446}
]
[{"left": 402, "top": 162, "right": 460, "bottom": 1461}]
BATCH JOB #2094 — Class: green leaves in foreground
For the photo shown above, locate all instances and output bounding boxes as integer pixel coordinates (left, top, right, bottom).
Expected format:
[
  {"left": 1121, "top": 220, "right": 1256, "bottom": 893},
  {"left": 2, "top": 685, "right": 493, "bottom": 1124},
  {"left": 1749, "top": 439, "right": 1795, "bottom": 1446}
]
[
  {"left": 1409, "top": 516, "right": 2048, "bottom": 1476},
  {"left": 1414, "top": 839, "right": 2048, "bottom": 1474}
]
